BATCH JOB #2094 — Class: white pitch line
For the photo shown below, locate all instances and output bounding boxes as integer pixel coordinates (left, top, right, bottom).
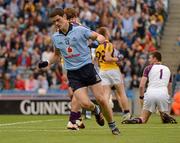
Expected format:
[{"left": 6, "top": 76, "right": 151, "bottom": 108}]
[
  {"left": 0, "top": 119, "right": 179, "bottom": 130},
  {"left": 0, "top": 127, "right": 180, "bottom": 133},
  {"left": 0, "top": 129, "right": 72, "bottom": 133},
  {"left": 0, "top": 119, "right": 64, "bottom": 127},
  {"left": 1, "top": 125, "right": 180, "bottom": 129},
  {"left": 0, "top": 128, "right": 109, "bottom": 133}
]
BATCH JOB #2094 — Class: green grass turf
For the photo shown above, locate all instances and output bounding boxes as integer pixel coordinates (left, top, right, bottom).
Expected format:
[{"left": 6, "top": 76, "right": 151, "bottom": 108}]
[{"left": 0, "top": 115, "right": 180, "bottom": 143}]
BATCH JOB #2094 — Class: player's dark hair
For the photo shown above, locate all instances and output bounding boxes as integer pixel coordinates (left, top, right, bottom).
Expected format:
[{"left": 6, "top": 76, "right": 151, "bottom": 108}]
[
  {"left": 98, "top": 27, "right": 108, "bottom": 37},
  {"left": 64, "top": 7, "right": 77, "bottom": 20},
  {"left": 48, "top": 8, "right": 64, "bottom": 18},
  {"left": 151, "top": 51, "right": 162, "bottom": 61}
]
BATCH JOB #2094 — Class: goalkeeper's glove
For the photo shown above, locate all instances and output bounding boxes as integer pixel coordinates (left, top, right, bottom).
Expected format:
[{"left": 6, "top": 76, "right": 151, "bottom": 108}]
[
  {"left": 38, "top": 60, "right": 49, "bottom": 68},
  {"left": 117, "top": 54, "right": 124, "bottom": 62}
]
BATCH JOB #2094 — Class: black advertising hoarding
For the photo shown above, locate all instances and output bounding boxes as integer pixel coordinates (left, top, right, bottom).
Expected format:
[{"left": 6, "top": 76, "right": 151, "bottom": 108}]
[
  {"left": 0, "top": 100, "right": 71, "bottom": 115},
  {"left": 0, "top": 96, "right": 121, "bottom": 115}
]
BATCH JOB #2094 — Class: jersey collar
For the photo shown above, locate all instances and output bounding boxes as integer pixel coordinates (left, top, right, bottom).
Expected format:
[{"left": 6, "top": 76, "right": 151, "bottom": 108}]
[
  {"left": 154, "top": 62, "right": 161, "bottom": 65},
  {"left": 59, "top": 23, "right": 73, "bottom": 36}
]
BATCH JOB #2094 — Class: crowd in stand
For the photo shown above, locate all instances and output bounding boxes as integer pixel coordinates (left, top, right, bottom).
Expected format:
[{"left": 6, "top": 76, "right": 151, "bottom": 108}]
[
  {"left": 177, "top": 35, "right": 180, "bottom": 47},
  {"left": 172, "top": 65, "right": 180, "bottom": 115},
  {"left": 0, "top": 0, "right": 173, "bottom": 96}
]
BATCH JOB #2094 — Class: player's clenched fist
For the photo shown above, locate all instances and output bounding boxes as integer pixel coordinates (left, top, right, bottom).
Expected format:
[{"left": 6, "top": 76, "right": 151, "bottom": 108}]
[{"left": 38, "top": 61, "right": 49, "bottom": 68}]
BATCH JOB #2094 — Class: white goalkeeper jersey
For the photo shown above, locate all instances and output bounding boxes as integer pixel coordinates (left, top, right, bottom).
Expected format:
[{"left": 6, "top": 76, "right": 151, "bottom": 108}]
[{"left": 143, "top": 64, "right": 171, "bottom": 90}]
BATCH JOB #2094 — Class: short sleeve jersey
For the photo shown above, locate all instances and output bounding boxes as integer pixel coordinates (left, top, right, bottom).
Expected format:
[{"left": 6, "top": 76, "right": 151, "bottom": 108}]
[
  {"left": 95, "top": 41, "right": 119, "bottom": 71},
  {"left": 143, "top": 64, "right": 171, "bottom": 89},
  {"left": 51, "top": 24, "right": 93, "bottom": 70}
]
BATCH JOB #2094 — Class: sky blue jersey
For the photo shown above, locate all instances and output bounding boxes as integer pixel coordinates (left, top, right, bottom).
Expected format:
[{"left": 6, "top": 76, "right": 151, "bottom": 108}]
[{"left": 51, "top": 24, "right": 93, "bottom": 70}]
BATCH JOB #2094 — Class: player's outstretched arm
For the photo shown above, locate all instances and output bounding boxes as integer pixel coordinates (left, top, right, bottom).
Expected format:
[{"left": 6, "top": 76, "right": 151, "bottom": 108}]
[
  {"left": 89, "top": 31, "right": 106, "bottom": 44},
  {"left": 104, "top": 43, "right": 124, "bottom": 62}
]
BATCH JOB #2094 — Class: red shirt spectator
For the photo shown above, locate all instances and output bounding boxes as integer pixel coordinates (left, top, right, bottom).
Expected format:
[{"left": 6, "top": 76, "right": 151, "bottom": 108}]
[
  {"left": 17, "top": 50, "right": 31, "bottom": 67},
  {"left": 15, "top": 74, "right": 25, "bottom": 90}
]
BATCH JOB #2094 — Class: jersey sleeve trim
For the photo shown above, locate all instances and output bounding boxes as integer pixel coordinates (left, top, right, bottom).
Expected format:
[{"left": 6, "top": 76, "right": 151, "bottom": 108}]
[{"left": 143, "top": 64, "right": 153, "bottom": 77}]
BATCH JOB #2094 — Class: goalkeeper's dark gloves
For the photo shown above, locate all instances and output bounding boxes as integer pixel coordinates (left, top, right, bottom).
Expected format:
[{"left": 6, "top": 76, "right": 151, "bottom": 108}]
[{"left": 38, "top": 60, "right": 49, "bottom": 68}]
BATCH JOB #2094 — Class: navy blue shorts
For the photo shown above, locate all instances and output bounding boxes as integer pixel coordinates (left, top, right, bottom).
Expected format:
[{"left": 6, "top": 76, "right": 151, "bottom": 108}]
[{"left": 67, "top": 63, "right": 101, "bottom": 92}]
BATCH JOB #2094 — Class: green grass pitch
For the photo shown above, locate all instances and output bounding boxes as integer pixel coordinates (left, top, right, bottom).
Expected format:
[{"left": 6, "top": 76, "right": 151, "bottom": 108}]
[{"left": 0, "top": 115, "right": 180, "bottom": 143}]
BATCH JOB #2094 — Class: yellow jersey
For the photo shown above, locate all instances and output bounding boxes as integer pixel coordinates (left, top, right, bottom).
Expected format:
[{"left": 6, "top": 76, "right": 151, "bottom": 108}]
[{"left": 95, "top": 40, "right": 119, "bottom": 71}]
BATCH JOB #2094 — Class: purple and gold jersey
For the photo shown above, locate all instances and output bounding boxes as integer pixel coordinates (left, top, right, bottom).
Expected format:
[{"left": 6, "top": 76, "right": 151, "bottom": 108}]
[{"left": 95, "top": 40, "right": 119, "bottom": 71}]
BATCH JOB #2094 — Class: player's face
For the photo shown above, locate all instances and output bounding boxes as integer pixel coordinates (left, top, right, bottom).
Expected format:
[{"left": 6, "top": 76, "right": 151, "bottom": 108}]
[
  {"left": 148, "top": 55, "right": 155, "bottom": 64},
  {"left": 69, "top": 17, "right": 77, "bottom": 23},
  {"left": 51, "top": 15, "right": 67, "bottom": 31}
]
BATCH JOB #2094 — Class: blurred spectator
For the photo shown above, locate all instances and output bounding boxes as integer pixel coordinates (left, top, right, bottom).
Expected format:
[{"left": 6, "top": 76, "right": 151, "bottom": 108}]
[
  {"left": 177, "top": 35, "right": 180, "bottom": 47},
  {"left": 50, "top": 71, "right": 61, "bottom": 89},
  {"left": 133, "top": 56, "right": 147, "bottom": 78},
  {"left": 130, "top": 74, "right": 140, "bottom": 89},
  {"left": 123, "top": 59, "right": 133, "bottom": 77},
  {"left": 0, "top": 71, "right": 3, "bottom": 90},
  {"left": 173, "top": 66, "right": 180, "bottom": 94},
  {"left": 0, "top": 58, "right": 7, "bottom": 73},
  {"left": 79, "top": 2, "right": 92, "bottom": 27},
  {"left": 24, "top": 0, "right": 35, "bottom": 13},
  {"left": 144, "top": 34, "right": 157, "bottom": 52},
  {"left": 17, "top": 49, "right": 31, "bottom": 67},
  {"left": 0, "top": 0, "right": 169, "bottom": 94},
  {"left": 9, "top": 0, "right": 19, "bottom": 17},
  {"left": 8, "top": 49, "right": 18, "bottom": 65},
  {"left": 9, "top": 64, "right": 18, "bottom": 81},
  {"left": 14, "top": 74, "right": 25, "bottom": 90},
  {"left": 38, "top": 75, "right": 49, "bottom": 95},
  {"left": 37, "top": 74, "right": 49, "bottom": 91},
  {"left": 2, "top": 73, "right": 14, "bottom": 89},
  {"left": 124, "top": 73, "right": 140, "bottom": 115},
  {"left": 41, "top": 46, "right": 53, "bottom": 61},
  {"left": 135, "top": 11, "right": 147, "bottom": 39},
  {"left": 31, "top": 46, "right": 40, "bottom": 69},
  {"left": 172, "top": 92, "right": 180, "bottom": 116},
  {"left": 121, "top": 11, "right": 135, "bottom": 38},
  {"left": 148, "top": 20, "right": 160, "bottom": 47},
  {"left": 25, "top": 74, "right": 38, "bottom": 91},
  {"left": 132, "top": 38, "right": 143, "bottom": 52}
]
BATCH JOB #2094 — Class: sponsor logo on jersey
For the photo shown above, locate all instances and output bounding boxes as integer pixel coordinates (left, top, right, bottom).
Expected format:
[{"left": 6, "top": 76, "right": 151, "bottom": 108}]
[{"left": 65, "top": 47, "right": 80, "bottom": 58}]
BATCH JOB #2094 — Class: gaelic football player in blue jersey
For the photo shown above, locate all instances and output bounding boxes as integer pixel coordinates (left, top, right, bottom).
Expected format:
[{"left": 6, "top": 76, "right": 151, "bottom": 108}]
[
  {"left": 38, "top": 8, "right": 120, "bottom": 135},
  {"left": 64, "top": 7, "right": 90, "bottom": 129},
  {"left": 65, "top": 7, "right": 96, "bottom": 120}
]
